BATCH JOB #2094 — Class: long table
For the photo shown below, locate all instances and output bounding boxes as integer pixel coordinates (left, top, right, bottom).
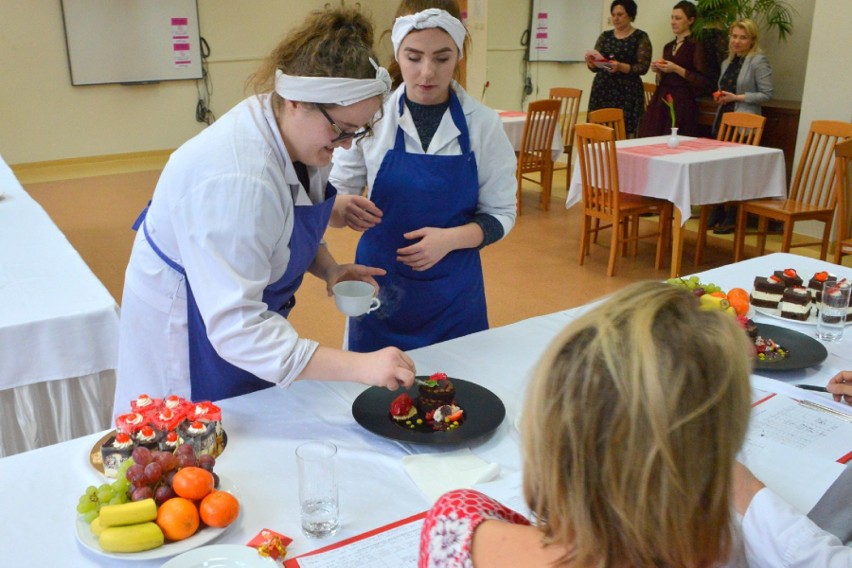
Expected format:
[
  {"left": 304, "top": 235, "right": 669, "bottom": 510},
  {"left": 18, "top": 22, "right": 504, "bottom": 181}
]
[
  {"left": 566, "top": 136, "right": 787, "bottom": 277},
  {"left": 0, "top": 155, "right": 120, "bottom": 456},
  {"left": 1, "top": 253, "right": 848, "bottom": 565}
]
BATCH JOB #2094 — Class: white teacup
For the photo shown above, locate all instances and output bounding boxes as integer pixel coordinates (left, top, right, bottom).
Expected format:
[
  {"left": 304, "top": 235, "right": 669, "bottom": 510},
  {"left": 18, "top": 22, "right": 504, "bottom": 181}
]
[{"left": 332, "top": 281, "right": 381, "bottom": 317}]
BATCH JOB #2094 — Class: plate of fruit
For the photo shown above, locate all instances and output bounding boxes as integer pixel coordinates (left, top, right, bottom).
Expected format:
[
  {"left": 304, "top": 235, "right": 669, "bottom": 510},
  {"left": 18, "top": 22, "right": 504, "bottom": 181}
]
[
  {"left": 75, "top": 445, "right": 241, "bottom": 560},
  {"left": 665, "top": 276, "right": 752, "bottom": 317}
]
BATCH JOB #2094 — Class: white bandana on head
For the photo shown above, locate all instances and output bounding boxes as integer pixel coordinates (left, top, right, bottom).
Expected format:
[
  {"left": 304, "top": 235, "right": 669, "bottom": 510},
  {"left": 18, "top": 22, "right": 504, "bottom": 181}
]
[
  {"left": 274, "top": 58, "right": 391, "bottom": 106},
  {"left": 392, "top": 8, "right": 466, "bottom": 61}
]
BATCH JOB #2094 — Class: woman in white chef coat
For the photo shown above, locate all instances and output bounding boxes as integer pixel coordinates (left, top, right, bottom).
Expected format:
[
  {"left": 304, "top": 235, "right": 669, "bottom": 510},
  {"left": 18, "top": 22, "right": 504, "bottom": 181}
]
[
  {"left": 329, "top": 7, "right": 517, "bottom": 352},
  {"left": 113, "top": 8, "right": 416, "bottom": 413}
]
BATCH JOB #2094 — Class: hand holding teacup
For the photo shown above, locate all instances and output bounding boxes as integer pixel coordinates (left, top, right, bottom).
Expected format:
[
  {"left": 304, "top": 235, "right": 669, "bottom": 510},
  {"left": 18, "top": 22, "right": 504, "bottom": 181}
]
[{"left": 333, "top": 280, "right": 381, "bottom": 317}]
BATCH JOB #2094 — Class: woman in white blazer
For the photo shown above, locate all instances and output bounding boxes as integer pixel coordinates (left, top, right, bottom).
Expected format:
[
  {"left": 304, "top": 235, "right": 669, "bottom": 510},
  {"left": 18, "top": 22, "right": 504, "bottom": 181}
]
[{"left": 710, "top": 18, "right": 774, "bottom": 233}]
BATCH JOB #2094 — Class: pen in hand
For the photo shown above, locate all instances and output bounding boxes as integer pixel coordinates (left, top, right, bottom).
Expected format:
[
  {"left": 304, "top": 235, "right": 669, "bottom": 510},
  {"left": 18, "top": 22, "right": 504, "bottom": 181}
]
[{"left": 796, "top": 384, "right": 829, "bottom": 393}]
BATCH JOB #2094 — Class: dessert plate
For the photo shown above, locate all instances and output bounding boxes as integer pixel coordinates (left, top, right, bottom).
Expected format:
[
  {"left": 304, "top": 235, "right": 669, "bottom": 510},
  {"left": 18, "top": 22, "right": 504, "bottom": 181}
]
[
  {"left": 162, "top": 544, "right": 277, "bottom": 567},
  {"left": 75, "top": 480, "right": 239, "bottom": 561},
  {"left": 352, "top": 378, "right": 505, "bottom": 445},
  {"left": 752, "top": 324, "right": 829, "bottom": 371},
  {"left": 752, "top": 304, "right": 852, "bottom": 327}
]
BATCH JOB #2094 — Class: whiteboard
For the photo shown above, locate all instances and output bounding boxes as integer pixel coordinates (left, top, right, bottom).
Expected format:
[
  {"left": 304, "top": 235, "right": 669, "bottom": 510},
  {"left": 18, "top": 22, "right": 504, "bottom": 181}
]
[
  {"left": 61, "top": 0, "right": 203, "bottom": 86},
  {"left": 528, "top": 0, "right": 603, "bottom": 62}
]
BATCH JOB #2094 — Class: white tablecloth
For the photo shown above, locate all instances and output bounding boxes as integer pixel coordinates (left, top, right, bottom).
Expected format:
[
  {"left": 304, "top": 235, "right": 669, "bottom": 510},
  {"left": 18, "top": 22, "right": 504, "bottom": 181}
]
[
  {"left": 498, "top": 110, "right": 564, "bottom": 162},
  {"left": 0, "top": 155, "right": 120, "bottom": 456},
  {"left": 565, "top": 136, "right": 787, "bottom": 277},
  {"left": 0, "top": 252, "right": 848, "bottom": 566}
]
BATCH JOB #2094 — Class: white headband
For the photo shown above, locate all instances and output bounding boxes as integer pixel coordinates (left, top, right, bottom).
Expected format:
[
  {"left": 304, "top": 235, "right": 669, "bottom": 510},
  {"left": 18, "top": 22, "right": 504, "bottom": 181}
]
[
  {"left": 392, "top": 8, "right": 466, "bottom": 61},
  {"left": 274, "top": 58, "right": 391, "bottom": 106}
]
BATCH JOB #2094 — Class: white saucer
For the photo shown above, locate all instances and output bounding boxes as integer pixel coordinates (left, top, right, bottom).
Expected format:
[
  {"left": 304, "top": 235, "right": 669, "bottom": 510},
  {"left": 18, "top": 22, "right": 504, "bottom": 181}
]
[{"left": 161, "top": 544, "right": 277, "bottom": 568}]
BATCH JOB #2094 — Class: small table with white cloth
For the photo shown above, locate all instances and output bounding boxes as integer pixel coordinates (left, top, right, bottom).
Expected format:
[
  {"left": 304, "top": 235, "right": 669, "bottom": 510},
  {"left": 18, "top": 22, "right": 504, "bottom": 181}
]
[
  {"left": 566, "top": 136, "right": 787, "bottom": 277},
  {"left": 0, "top": 252, "right": 848, "bottom": 566},
  {"left": 498, "top": 110, "right": 564, "bottom": 161},
  {"left": 0, "top": 155, "right": 120, "bottom": 457}
]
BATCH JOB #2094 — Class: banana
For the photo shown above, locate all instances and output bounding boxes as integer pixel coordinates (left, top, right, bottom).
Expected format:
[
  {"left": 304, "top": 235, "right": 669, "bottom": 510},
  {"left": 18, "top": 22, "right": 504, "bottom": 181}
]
[
  {"left": 699, "top": 294, "right": 730, "bottom": 311},
  {"left": 98, "top": 522, "right": 164, "bottom": 553},
  {"left": 98, "top": 498, "right": 158, "bottom": 528},
  {"left": 90, "top": 516, "right": 104, "bottom": 537}
]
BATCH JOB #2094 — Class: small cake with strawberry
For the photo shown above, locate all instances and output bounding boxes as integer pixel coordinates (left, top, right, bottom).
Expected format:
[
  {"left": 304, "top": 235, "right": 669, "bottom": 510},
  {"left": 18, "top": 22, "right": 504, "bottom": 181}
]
[
  {"left": 807, "top": 271, "right": 836, "bottom": 304},
  {"left": 417, "top": 372, "right": 456, "bottom": 414},
  {"left": 751, "top": 274, "right": 786, "bottom": 308},
  {"left": 179, "top": 419, "right": 218, "bottom": 456},
  {"left": 134, "top": 424, "right": 163, "bottom": 451},
  {"left": 390, "top": 393, "right": 418, "bottom": 425},
  {"left": 774, "top": 268, "right": 803, "bottom": 288},
  {"left": 99, "top": 432, "right": 135, "bottom": 477},
  {"left": 130, "top": 393, "right": 161, "bottom": 413},
  {"left": 779, "top": 285, "right": 812, "bottom": 321},
  {"left": 159, "top": 430, "right": 183, "bottom": 452},
  {"left": 114, "top": 411, "right": 147, "bottom": 435}
]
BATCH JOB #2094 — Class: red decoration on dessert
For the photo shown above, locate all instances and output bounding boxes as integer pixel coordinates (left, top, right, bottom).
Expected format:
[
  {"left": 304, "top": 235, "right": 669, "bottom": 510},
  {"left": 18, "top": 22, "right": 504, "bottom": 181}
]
[
  {"left": 429, "top": 372, "right": 448, "bottom": 382},
  {"left": 390, "top": 393, "right": 414, "bottom": 416},
  {"left": 115, "top": 412, "right": 146, "bottom": 434},
  {"left": 814, "top": 271, "right": 829, "bottom": 282},
  {"left": 115, "top": 432, "right": 132, "bottom": 444},
  {"left": 783, "top": 268, "right": 797, "bottom": 278},
  {"left": 191, "top": 401, "right": 222, "bottom": 423}
]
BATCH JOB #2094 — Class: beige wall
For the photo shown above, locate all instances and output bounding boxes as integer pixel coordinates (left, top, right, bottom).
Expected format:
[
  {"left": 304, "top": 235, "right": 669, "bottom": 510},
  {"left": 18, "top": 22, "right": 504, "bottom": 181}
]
[{"left": 1, "top": 0, "right": 847, "bottom": 166}]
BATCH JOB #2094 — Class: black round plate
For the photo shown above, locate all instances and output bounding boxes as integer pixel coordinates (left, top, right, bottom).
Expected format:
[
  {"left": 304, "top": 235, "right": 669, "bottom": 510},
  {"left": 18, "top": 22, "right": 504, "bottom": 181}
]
[
  {"left": 752, "top": 323, "right": 829, "bottom": 371},
  {"left": 352, "top": 378, "right": 506, "bottom": 445}
]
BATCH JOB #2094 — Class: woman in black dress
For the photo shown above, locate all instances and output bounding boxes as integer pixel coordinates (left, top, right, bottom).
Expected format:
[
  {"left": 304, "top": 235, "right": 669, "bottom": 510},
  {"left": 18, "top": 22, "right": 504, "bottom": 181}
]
[
  {"left": 638, "top": 1, "right": 707, "bottom": 137},
  {"left": 585, "top": 0, "right": 651, "bottom": 138}
]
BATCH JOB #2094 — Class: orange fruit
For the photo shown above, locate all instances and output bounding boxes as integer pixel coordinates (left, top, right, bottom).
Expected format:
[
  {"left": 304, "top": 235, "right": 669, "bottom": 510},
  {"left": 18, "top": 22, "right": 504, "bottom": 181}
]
[
  {"left": 199, "top": 490, "right": 240, "bottom": 528},
  {"left": 172, "top": 467, "right": 215, "bottom": 500},
  {"left": 710, "top": 291, "right": 727, "bottom": 298},
  {"left": 727, "top": 287, "right": 751, "bottom": 316},
  {"left": 156, "top": 497, "right": 200, "bottom": 541}
]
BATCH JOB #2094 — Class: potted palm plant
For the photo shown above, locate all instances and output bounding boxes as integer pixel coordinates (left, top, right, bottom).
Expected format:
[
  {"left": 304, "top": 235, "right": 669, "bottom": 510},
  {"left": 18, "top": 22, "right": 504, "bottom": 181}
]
[{"left": 693, "top": 0, "right": 796, "bottom": 41}]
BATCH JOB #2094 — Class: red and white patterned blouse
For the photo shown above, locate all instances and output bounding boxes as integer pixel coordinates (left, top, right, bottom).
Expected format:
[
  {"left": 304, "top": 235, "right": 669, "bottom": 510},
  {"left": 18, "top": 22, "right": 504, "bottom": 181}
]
[{"left": 419, "top": 489, "right": 531, "bottom": 568}]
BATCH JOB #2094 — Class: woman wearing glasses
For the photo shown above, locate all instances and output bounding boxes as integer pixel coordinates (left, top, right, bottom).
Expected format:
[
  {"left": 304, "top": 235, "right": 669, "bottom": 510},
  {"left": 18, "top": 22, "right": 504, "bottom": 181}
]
[
  {"left": 329, "top": 5, "right": 517, "bottom": 352},
  {"left": 113, "top": 8, "right": 416, "bottom": 413}
]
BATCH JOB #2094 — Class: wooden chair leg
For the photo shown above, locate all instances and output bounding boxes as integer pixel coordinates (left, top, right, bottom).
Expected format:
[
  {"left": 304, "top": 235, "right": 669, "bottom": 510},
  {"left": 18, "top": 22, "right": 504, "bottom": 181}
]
[
  {"left": 734, "top": 206, "right": 747, "bottom": 262},
  {"left": 630, "top": 215, "right": 640, "bottom": 257},
  {"left": 579, "top": 215, "right": 590, "bottom": 266},
  {"left": 592, "top": 219, "right": 601, "bottom": 244},
  {"left": 820, "top": 222, "right": 831, "bottom": 260},
  {"left": 694, "top": 205, "right": 711, "bottom": 266},
  {"left": 541, "top": 162, "right": 552, "bottom": 211},
  {"left": 621, "top": 216, "right": 630, "bottom": 257},
  {"left": 608, "top": 217, "right": 620, "bottom": 276},
  {"left": 654, "top": 210, "right": 665, "bottom": 270},
  {"left": 781, "top": 220, "right": 794, "bottom": 253}
]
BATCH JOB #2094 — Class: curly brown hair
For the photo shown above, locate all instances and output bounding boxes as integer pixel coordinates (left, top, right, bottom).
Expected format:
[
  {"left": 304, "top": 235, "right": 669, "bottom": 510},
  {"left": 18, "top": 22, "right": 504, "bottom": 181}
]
[{"left": 246, "top": 7, "right": 380, "bottom": 98}]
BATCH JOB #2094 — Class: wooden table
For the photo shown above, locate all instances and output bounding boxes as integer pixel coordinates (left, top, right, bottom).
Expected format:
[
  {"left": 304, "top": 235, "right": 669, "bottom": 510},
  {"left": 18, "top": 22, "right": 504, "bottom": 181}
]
[{"left": 566, "top": 136, "right": 787, "bottom": 277}]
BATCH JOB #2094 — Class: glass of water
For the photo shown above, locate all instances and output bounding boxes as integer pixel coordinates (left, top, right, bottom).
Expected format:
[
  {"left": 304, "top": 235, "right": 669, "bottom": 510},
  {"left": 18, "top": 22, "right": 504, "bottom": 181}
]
[
  {"left": 296, "top": 441, "right": 339, "bottom": 538},
  {"left": 816, "top": 281, "right": 851, "bottom": 342}
]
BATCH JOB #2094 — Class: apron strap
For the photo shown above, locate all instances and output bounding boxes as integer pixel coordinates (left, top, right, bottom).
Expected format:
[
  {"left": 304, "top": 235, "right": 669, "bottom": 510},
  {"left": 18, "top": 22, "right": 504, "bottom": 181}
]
[{"left": 394, "top": 89, "right": 471, "bottom": 154}]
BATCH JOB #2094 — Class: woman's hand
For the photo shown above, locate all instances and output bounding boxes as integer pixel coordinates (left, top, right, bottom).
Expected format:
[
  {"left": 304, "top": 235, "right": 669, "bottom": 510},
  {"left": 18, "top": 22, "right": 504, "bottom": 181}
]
[
  {"left": 826, "top": 371, "right": 852, "bottom": 405},
  {"left": 359, "top": 347, "right": 416, "bottom": 390},
  {"left": 733, "top": 462, "right": 766, "bottom": 515},
  {"left": 324, "top": 263, "right": 385, "bottom": 296},
  {"left": 397, "top": 227, "right": 455, "bottom": 271},
  {"left": 606, "top": 59, "right": 622, "bottom": 74},
  {"left": 716, "top": 90, "right": 740, "bottom": 104},
  {"left": 331, "top": 194, "right": 383, "bottom": 232}
]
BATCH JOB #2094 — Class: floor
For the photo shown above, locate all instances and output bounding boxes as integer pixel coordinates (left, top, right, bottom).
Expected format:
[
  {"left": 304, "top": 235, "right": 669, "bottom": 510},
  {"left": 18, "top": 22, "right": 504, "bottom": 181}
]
[{"left": 22, "top": 164, "right": 834, "bottom": 349}]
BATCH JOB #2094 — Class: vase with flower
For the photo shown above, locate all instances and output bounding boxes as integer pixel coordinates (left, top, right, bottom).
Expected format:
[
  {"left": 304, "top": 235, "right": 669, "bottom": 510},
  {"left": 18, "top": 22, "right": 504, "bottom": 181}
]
[{"left": 662, "top": 93, "right": 678, "bottom": 148}]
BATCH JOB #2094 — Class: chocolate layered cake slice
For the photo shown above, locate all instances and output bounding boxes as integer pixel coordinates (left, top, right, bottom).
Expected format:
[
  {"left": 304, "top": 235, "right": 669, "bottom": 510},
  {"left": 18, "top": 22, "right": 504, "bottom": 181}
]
[
  {"left": 774, "top": 268, "right": 803, "bottom": 288},
  {"left": 779, "top": 286, "right": 812, "bottom": 320},
  {"left": 807, "top": 271, "right": 837, "bottom": 304},
  {"left": 750, "top": 274, "right": 785, "bottom": 309},
  {"left": 417, "top": 373, "right": 456, "bottom": 414}
]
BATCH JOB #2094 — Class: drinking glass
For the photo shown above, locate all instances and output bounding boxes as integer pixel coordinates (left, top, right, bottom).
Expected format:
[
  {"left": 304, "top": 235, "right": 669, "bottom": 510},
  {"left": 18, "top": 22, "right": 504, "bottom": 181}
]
[
  {"left": 816, "top": 281, "right": 851, "bottom": 342},
  {"left": 296, "top": 441, "right": 339, "bottom": 538}
]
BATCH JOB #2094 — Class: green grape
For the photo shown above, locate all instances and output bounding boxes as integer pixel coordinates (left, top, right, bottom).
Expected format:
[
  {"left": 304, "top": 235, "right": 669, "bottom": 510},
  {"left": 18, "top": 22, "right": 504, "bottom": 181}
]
[
  {"left": 85, "top": 486, "right": 97, "bottom": 497},
  {"left": 77, "top": 499, "right": 98, "bottom": 514},
  {"left": 97, "top": 487, "right": 114, "bottom": 502},
  {"left": 108, "top": 493, "right": 125, "bottom": 505},
  {"left": 82, "top": 510, "right": 99, "bottom": 524},
  {"left": 118, "top": 458, "right": 135, "bottom": 475},
  {"left": 111, "top": 478, "right": 129, "bottom": 493}
]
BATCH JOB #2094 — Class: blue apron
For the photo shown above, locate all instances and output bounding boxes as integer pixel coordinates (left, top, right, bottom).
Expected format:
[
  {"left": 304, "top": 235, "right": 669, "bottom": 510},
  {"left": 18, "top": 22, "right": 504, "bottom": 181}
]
[
  {"left": 132, "top": 183, "right": 336, "bottom": 401},
  {"left": 349, "top": 90, "right": 487, "bottom": 352}
]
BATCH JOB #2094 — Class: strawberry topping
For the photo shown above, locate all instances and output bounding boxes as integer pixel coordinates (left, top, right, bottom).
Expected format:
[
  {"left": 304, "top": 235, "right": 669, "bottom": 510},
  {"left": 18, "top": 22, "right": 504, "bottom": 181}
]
[
  {"left": 389, "top": 393, "right": 413, "bottom": 416},
  {"left": 430, "top": 372, "right": 448, "bottom": 382}
]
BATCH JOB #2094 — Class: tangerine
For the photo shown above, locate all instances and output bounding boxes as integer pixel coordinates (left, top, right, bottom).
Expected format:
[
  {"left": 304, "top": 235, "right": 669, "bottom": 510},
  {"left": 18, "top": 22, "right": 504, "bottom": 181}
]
[
  {"left": 172, "top": 467, "right": 215, "bottom": 500},
  {"left": 156, "top": 497, "right": 200, "bottom": 541},
  {"left": 199, "top": 490, "right": 240, "bottom": 528},
  {"left": 727, "top": 287, "right": 751, "bottom": 316}
]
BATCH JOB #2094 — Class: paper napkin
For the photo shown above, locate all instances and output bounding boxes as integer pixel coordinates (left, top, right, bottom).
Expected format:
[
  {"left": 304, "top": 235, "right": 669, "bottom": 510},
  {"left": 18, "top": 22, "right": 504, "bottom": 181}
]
[{"left": 402, "top": 449, "right": 500, "bottom": 502}]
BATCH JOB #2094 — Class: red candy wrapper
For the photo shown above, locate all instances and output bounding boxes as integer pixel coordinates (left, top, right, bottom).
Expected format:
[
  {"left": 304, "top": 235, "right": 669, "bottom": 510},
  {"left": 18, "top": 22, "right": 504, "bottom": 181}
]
[{"left": 248, "top": 529, "right": 293, "bottom": 561}]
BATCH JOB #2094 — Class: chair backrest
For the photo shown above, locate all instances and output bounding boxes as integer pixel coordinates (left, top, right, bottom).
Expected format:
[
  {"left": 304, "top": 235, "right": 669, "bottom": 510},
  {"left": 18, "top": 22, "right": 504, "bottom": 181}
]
[
  {"left": 587, "top": 108, "right": 627, "bottom": 141},
  {"left": 549, "top": 87, "right": 582, "bottom": 152},
  {"left": 575, "top": 122, "right": 620, "bottom": 216},
  {"left": 717, "top": 112, "right": 766, "bottom": 146},
  {"left": 643, "top": 82, "right": 656, "bottom": 110},
  {"left": 835, "top": 138, "right": 852, "bottom": 244},
  {"left": 518, "top": 99, "right": 562, "bottom": 171},
  {"left": 789, "top": 120, "right": 852, "bottom": 207}
]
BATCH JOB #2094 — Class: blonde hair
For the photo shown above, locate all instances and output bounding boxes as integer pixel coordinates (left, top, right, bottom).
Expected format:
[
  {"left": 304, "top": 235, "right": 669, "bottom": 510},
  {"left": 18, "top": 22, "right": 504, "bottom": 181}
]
[
  {"left": 727, "top": 18, "right": 762, "bottom": 60},
  {"left": 246, "top": 7, "right": 379, "bottom": 102},
  {"left": 521, "top": 281, "right": 752, "bottom": 567}
]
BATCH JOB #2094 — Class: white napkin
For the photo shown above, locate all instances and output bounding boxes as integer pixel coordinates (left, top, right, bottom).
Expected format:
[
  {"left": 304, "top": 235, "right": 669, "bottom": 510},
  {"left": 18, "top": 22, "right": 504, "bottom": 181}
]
[{"left": 402, "top": 449, "right": 501, "bottom": 503}]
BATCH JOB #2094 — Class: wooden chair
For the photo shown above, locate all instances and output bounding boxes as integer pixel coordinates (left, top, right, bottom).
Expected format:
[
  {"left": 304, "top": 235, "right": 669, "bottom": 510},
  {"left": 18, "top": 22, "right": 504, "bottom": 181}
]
[
  {"left": 643, "top": 82, "right": 656, "bottom": 110},
  {"left": 516, "top": 98, "right": 561, "bottom": 214},
  {"left": 834, "top": 139, "right": 852, "bottom": 264},
  {"left": 575, "top": 123, "right": 673, "bottom": 276},
  {"left": 548, "top": 87, "right": 583, "bottom": 188},
  {"left": 694, "top": 112, "right": 767, "bottom": 266},
  {"left": 587, "top": 108, "right": 627, "bottom": 140},
  {"left": 734, "top": 120, "right": 852, "bottom": 261}
]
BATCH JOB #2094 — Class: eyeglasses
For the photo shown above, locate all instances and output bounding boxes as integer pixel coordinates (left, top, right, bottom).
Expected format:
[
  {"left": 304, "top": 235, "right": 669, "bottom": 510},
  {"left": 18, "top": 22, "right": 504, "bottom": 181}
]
[{"left": 317, "top": 105, "right": 371, "bottom": 143}]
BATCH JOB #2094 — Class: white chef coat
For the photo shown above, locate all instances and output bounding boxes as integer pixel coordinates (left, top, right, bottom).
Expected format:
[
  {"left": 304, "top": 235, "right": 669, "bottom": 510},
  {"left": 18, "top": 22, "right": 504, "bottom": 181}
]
[
  {"left": 737, "top": 488, "right": 851, "bottom": 567},
  {"left": 114, "top": 94, "right": 322, "bottom": 414},
  {"left": 328, "top": 82, "right": 517, "bottom": 237}
]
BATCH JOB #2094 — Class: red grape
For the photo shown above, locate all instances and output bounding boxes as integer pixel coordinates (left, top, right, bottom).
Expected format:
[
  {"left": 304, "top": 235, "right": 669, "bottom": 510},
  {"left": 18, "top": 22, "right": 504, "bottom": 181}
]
[
  {"left": 153, "top": 485, "right": 175, "bottom": 505},
  {"left": 131, "top": 446, "right": 152, "bottom": 466},
  {"left": 177, "top": 452, "right": 197, "bottom": 468},
  {"left": 125, "top": 464, "right": 146, "bottom": 484},
  {"left": 131, "top": 486, "right": 153, "bottom": 501},
  {"left": 143, "top": 462, "right": 163, "bottom": 485},
  {"left": 197, "top": 454, "right": 215, "bottom": 472}
]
